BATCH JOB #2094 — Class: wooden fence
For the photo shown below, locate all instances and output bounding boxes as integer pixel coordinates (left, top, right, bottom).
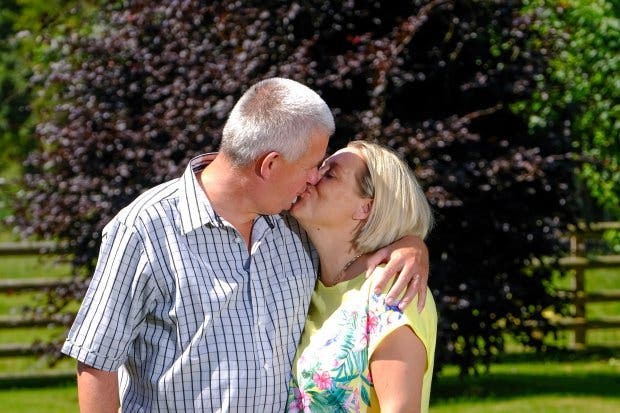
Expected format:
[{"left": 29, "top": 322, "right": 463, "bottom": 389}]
[
  {"left": 554, "top": 222, "right": 620, "bottom": 348},
  {"left": 0, "top": 223, "right": 619, "bottom": 367},
  {"left": 0, "top": 242, "right": 73, "bottom": 351},
  {"left": 0, "top": 241, "right": 75, "bottom": 384}
]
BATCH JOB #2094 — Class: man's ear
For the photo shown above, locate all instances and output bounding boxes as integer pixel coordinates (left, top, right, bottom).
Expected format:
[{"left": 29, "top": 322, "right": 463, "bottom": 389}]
[
  {"left": 257, "top": 151, "right": 282, "bottom": 179},
  {"left": 353, "top": 199, "right": 373, "bottom": 220}
]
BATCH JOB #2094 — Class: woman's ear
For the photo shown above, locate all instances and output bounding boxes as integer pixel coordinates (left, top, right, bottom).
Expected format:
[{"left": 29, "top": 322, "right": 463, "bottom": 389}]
[
  {"left": 257, "top": 151, "right": 281, "bottom": 179},
  {"left": 353, "top": 199, "right": 373, "bottom": 220}
]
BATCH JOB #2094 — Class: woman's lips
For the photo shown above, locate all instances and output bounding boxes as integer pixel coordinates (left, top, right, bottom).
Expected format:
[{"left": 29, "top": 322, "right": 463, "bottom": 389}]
[{"left": 293, "top": 185, "right": 315, "bottom": 205}]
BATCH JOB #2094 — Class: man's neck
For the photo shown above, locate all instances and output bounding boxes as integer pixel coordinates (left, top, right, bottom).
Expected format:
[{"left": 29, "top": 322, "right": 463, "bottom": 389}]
[{"left": 198, "top": 154, "right": 260, "bottom": 245}]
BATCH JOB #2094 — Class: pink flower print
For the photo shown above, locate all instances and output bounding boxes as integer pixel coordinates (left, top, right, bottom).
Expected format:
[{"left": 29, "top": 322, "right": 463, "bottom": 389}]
[
  {"left": 313, "top": 370, "right": 333, "bottom": 390},
  {"left": 353, "top": 330, "right": 368, "bottom": 352},
  {"left": 366, "top": 312, "right": 379, "bottom": 334},
  {"left": 344, "top": 387, "right": 361, "bottom": 411},
  {"left": 289, "top": 388, "right": 311, "bottom": 413}
]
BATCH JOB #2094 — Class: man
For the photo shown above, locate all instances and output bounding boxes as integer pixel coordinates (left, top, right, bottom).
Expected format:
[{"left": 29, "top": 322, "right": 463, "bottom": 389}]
[{"left": 62, "top": 78, "right": 429, "bottom": 412}]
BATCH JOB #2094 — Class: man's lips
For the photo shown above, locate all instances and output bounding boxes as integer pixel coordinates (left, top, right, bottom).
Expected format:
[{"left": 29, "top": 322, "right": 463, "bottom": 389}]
[{"left": 293, "top": 186, "right": 315, "bottom": 205}]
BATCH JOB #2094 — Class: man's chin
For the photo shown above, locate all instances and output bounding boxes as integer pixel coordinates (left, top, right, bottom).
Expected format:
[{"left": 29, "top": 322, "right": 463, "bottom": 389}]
[{"left": 288, "top": 201, "right": 302, "bottom": 217}]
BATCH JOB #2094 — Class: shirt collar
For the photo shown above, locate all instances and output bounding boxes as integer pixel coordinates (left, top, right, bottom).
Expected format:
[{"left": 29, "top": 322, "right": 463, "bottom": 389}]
[
  {"left": 177, "top": 153, "right": 223, "bottom": 235},
  {"left": 177, "top": 153, "right": 279, "bottom": 235}
]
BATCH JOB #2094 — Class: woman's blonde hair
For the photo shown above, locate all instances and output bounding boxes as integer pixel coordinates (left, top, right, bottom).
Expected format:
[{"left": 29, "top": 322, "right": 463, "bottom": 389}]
[{"left": 349, "top": 140, "right": 433, "bottom": 253}]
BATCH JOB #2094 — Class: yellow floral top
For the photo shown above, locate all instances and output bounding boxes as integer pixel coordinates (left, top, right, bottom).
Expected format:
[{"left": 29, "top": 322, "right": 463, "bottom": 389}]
[{"left": 287, "top": 268, "right": 437, "bottom": 412}]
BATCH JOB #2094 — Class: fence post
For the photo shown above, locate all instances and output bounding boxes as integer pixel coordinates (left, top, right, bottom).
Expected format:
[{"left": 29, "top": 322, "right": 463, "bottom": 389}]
[{"left": 570, "top": 232, "right": 586, "bottom": 348}]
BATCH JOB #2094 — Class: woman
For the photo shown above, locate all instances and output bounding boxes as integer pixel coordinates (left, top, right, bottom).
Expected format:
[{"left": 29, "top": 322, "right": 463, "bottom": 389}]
[{"left": 287, "top": 141, "right": 436, "bottom": 413}]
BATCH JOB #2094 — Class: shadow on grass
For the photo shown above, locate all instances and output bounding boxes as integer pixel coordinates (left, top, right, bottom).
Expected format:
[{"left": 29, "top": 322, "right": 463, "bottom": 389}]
[
  {"left": 432, "top": 347, "right": 620, "bottom": 403},
  {"left": 498, "top": 346, "right": 620, "bottom": 363},
  {"left": 0, "top": 373, "right": 75, "bottom": 390}
]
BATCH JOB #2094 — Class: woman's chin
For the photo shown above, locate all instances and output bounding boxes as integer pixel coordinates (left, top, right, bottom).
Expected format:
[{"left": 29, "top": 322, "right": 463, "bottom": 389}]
[
  {"left": 290, "top": 198, "right": 312, "bottom": 221},
  {"left": 289, "top": 199, "right": 305, "bottom": 217},
  {"left": 290, "top": 187, "right": 316, "bottom": 219}
]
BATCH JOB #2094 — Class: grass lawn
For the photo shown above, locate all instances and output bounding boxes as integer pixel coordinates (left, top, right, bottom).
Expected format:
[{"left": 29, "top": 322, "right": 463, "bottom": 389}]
[
  {"left": 0, "top": 383, "right": 78, "bottom": 413},
  {"left": 0, "top": 351, "right": 618, "bottom": 412},
  {"left": 432, "top": 396, "right": 616, "bottom": 413},
  {"left": 0, "top": 326, "right": 67, "bottom": 345},
  {"left": 0, "top": 255, "right": 71, "bottom": 279},
  {"left": 431, "top": 350, "right": 620, "bottom": 412}
]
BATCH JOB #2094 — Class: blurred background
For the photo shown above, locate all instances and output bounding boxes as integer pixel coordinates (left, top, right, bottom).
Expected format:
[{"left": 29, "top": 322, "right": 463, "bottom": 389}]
[{"left": 0, "top": 0, "right": 618, "bottom": 411}]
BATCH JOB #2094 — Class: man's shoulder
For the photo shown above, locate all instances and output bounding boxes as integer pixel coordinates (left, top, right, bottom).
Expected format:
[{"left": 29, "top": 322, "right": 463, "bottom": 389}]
[{"left": 110, "top": 178, "right": 180, "bottom": 229}]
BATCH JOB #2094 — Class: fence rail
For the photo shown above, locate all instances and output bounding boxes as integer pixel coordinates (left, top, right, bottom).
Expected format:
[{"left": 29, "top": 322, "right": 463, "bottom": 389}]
[
  {"left": 0, "top": 315, "right": 69, "bottom": 329},
  {"left": 0, "top": 241, "right": 64, "bottom": 256},
  {"left": 0, "top": 223, "right": 618, "bottom": 386},
  {"left": 552, "top": 221, "right": 620, "bottom": 348},
  {"left": 0, "top": 277, "right": 74, "bottom": 293}
]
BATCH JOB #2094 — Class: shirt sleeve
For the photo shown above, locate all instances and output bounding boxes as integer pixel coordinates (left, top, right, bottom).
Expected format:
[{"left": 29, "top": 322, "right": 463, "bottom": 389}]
[
  {"left": 61, "top": 218, "right": 154, "bottom": 371},
  {"left": 366, "top": 287, "right": 437, "bottom": 369}
]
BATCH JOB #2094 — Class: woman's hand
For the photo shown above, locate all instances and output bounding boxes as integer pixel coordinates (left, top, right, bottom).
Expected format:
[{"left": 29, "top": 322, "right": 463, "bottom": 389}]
[{"left": 365, "top": 235, "right": 429, "bottom": 311}]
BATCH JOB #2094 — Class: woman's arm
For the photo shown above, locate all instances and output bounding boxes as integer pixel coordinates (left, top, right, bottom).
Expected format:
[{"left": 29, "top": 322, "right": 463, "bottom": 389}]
[{"left": 370, "top": 326, "right": 427, "bottom": 413}]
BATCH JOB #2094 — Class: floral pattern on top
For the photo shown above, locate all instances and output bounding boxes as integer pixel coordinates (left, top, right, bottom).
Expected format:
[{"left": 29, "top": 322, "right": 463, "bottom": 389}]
[{"left": 287, "top": 291, "right": 407, "bottom": 413}]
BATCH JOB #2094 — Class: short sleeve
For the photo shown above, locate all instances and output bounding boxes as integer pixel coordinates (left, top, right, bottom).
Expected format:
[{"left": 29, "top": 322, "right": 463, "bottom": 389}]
[
  {"left": 366, "top": 288, "right": 437, "bottom": 367},
  {"left": 61, "top": 218, "right": 154, "bottom": 371}
]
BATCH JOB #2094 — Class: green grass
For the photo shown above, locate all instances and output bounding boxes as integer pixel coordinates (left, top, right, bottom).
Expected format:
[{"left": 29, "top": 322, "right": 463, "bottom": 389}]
[
  {"left": 0, "top": 326, "right": 67, "bottom": 345},
  {"left": 0, "top": 291, "right": 47, "bottom": 314},
  {"left": 0, "top": 351, "right": 618, "bottom": 412},
  {"left": 0, "top": 383, "right": 78, "bottom": 413},
  {"left": 0, "top": 356, "right": 74, "bottom": 374},
  {"left": 0, "top": 256, "right": 71, "bottom": 279},
  {"left": 432, "top": 396, "right": 617, "bottom": 413},
  {"left": 431, "top": 350, "right": 620, "bottom": 412}
]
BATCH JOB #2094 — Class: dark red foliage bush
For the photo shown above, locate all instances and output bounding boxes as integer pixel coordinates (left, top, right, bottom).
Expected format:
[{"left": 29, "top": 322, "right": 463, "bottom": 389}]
[{"left": 13, "top": 0, "right": 575, "bottom": 373}]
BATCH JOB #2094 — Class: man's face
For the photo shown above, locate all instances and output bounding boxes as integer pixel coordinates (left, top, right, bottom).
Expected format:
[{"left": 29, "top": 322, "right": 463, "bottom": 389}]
[{"left": 268, "top": 131, "right": 329, "bottom": 214}]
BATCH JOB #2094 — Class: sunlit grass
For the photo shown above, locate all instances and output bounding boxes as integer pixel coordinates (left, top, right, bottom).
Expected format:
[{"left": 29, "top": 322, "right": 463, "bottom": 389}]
[
  {"left": 2, "top": 353, "right": 620, "bottom": 412},
  {"left": 431, "top": 353, "right": 620, "bottom": 412},
  {"left": 0, "top": 385, "right": 78, "bottom": 413},
  {"left": 432, "top": 396, "right": 619, "bottom": 413},
  {"left": 0, "top": 383, "right": 78, "bottom": 413},
  {"left": 0, "top": 355, "right": 74, "bottom": 374},
  {"left": 0, "top": 255, "right": 71, "bottom": 279},
  {"left": 0, "top": 326, "right": 67, "bottom": 345}
]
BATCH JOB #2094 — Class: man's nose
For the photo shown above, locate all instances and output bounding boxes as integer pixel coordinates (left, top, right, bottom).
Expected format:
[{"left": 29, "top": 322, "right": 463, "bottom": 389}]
[{"left": 307, "top": 167, "right": 321, "bottom": 185}]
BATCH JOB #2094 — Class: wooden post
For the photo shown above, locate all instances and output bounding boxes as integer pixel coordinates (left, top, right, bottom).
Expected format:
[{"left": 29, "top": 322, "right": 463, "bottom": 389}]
[{"left": 570, "top": 232, "right": 586, "bottom": 349}]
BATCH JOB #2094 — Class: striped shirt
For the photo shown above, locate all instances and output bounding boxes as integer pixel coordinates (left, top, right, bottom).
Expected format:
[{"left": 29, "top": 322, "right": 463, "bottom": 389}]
[{"left": 62, "top": 153, "right": 318, "bottom": 412}]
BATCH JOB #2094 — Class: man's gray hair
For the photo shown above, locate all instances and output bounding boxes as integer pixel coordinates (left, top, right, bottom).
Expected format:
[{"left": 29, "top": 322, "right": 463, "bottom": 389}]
[{"left": 220, "top": 78, "right": 335, "bottom": 166}]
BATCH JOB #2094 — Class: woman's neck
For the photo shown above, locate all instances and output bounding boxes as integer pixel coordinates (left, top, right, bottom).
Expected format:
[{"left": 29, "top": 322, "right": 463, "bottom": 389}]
[{"left": 304, "top": 225, "right": 362, "bottom": 286}]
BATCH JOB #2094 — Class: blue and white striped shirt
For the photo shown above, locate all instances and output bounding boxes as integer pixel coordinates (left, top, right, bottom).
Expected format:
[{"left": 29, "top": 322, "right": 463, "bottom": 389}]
[{"left": 62, "top": 153, "right": 318, "bottom": 412}]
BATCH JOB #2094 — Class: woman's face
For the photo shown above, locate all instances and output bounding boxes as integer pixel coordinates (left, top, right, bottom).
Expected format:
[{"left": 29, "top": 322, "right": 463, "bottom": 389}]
[{"left": 290, "top": 147, "right": 370, "bottom": 229}]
